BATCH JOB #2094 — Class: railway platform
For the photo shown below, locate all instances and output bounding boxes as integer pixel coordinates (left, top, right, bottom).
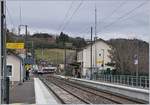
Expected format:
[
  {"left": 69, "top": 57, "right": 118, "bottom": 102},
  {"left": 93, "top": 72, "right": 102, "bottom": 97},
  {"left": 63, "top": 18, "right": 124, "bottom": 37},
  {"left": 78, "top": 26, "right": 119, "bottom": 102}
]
[
  {"left": 54, "top": 75, "right": 149, "bottom": 103},
  {"left": 34, "top": 78, "right": 58, "bottom": 104},
  {"left": 9, "top": 78, "right": 35, "bottom": 104},
  {"left": 9, "top": 77, "right": 58, "bottom": 104}
]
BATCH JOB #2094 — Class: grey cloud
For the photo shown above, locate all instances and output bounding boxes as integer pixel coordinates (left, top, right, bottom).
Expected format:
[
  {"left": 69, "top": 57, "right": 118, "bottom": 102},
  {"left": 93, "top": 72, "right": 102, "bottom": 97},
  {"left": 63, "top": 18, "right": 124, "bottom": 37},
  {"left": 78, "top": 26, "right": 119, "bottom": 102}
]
[{"left": 6, "top": 0, "right": 149, "bottom": 42}]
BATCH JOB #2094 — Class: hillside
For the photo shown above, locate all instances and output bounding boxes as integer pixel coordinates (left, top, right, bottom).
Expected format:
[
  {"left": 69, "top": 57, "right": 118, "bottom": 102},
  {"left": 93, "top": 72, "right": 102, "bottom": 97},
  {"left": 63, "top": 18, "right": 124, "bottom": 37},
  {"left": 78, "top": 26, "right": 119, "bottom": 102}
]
[
  {"left": 7, "top": 30, "right": 87, "bottom": 49},
  {"left": 35, "top": 48, "right": 76, "bottom": 65}
]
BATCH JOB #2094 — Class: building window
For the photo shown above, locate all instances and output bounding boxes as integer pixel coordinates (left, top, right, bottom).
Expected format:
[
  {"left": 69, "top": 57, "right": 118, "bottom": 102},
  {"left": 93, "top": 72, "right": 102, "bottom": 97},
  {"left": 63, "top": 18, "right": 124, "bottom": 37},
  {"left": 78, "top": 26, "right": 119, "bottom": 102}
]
[{"left": 7, "top": 65, "right": 12, "bottom": 76}]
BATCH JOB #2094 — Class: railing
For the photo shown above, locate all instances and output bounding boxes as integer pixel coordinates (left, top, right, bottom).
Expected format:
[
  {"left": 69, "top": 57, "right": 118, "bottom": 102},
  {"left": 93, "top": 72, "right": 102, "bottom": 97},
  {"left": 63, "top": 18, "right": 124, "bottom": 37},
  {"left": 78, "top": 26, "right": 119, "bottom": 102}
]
[{"left": 93, "top": 74, "right": 149, "bottom": 89}]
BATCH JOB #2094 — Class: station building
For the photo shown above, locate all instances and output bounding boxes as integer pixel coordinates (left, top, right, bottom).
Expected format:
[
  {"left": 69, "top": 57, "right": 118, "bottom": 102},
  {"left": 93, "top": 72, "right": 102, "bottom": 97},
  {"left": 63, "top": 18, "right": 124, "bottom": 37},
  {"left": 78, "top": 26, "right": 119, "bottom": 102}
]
[
  {"left": 6, "top": 53, "right": 25, "bottom": 83},
  {"left": 77, "top": 39, "right": 114, "bottom": 77}
]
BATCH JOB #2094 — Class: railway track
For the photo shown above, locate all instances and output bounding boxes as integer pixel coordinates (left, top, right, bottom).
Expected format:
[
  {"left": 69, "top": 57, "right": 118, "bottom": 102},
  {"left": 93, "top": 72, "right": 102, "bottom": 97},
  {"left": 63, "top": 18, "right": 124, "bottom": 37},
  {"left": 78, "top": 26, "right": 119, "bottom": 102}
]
[
  {"left": 40, "top": 75, "right": 148, "bottom": 104},
  {"left": 53, "top": 76, "right": 148, "bottom": 104},
  {"left": 40, "top": 77, "right": 89, "bottom": 104}
]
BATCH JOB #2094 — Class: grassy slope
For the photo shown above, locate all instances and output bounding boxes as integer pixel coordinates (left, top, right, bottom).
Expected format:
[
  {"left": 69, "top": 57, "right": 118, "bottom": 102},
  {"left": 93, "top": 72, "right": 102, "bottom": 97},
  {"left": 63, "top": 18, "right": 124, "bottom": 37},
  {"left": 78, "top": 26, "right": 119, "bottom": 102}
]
[{"left": 35, "top": 48, "right": 76, "bottom": 64}]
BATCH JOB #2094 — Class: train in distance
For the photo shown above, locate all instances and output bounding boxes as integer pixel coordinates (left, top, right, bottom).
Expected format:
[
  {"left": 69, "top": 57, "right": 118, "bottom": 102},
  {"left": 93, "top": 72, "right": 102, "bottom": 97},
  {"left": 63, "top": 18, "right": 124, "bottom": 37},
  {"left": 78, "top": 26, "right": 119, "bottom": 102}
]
[{"left": 37, "top": 66, "right": 57, "bottom": 74}]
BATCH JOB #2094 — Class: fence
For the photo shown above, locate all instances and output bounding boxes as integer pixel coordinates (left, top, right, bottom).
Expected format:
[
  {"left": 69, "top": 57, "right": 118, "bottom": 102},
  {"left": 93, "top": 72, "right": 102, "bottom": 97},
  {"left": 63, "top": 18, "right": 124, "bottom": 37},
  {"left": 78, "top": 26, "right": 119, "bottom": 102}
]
[{"left": 93, "top": 74, "right": 149, "bottom": 89}]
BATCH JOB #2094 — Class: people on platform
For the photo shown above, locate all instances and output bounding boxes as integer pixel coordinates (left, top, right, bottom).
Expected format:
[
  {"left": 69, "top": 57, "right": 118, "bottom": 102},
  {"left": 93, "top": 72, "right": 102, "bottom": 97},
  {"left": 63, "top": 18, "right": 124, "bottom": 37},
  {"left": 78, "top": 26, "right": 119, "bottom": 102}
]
[
  {"left": 25, "top": 65, "right": 31, "bottom": 80},
  {"left": 77, "top": 71, "right": 81, "bottom": 78},
  {"left": 73, "top": 68, "right": 81, "bottom": 78}
]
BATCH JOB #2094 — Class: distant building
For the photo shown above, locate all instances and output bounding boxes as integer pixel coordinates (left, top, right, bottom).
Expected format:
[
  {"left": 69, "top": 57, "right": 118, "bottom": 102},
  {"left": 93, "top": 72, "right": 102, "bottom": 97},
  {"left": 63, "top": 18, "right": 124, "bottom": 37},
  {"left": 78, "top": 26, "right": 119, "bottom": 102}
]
[
  {"left": 77, "top": 39, "right": 114, "bottom": 77},
  {"left": 47, "top": 36, "right": 56, "bottom": 43},
  {"left": 6, "top": 54, "right": 25, "bottom": 83}
]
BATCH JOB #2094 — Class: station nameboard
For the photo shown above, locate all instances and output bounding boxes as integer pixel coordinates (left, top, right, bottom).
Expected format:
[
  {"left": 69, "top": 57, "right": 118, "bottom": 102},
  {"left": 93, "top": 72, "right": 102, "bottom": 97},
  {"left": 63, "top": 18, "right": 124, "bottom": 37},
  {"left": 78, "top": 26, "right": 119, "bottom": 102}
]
[
  {"left": 96, "top": 60, "right": 103, "bottom": 64},
  {"left": 6, "top": 43, "right": 24, "bottom": 49}
]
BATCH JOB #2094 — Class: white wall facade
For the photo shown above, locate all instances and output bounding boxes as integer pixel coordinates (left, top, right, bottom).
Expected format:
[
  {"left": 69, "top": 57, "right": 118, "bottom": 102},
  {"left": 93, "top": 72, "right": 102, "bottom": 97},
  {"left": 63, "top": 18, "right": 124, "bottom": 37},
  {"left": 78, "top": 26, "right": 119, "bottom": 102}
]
[
  {"left": 6, "top": 55, "right": 24, "bottom": 82},
  {"left": 77, "top": 51, "right": 83, "bottom": 63},
  {"left": 77, "top": 40, "right": 113, "bottom": 76}
]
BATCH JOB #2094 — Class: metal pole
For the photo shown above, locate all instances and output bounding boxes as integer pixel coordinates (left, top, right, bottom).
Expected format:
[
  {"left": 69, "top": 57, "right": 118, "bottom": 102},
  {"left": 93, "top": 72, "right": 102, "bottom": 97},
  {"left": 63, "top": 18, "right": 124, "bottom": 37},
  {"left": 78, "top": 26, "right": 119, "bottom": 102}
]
[
  {"left": 18, "top": 26, "right": 20, "bottom": 36},
  {"left": 1, "top": 1, "right": 4, "bottom": 102},
  {"left": 64, "top": 43, "right": 66, "bottom": 76},
  {"left": 102, "top": 49, "right": 104, "bottom": 70},
  {"left": 94, "top": 5, "right": 97, "bottom": 76},
  {"left": 18, "top": 59, "right": 22, "bottom": 85},
  {"left": 0, "top": 1, "right": 2, "bottom": 103},
  {"left": 18, "top": 26, "right": 22, "bottom": 85},
  {"left": 18, "top": 25, "right": 28, "bottom": 58},
  {"left": 90, "top": 27, "right": 93, "bottom": 80},
  {"left": 18, "top": 25, "right": 28, "bottom": 84},
  {"left": 25, "top": 25, "right": 28, "bottom": 59},
  {"left": 31, "top": 41, "right": 34, "bottom": 64},
  {"left": 56, "top": 42, "right": 58, "bottom": 66},
  {"left": 4, "top": 1, "right": 7, "bottom": 102},
  {"left": 0, "top": 1, "right": 4, "bottom": 104},
  {"left": 94, "top": 5, "right": 97, "bottom": 39},
  {"left": 1, "top": 0, "right": 7, "bottom": 104},
  {"left": 136, "top": 40, "right": 139, "bottom": 86},
  {"left": 42, "top": 48, "right": 43, "bottom": 59},
  {"left": 5, "top": 77, "right": 9, "bottom": 104},
  {"left": 1, "top": 1, "right": 7, "bottom": 103}
]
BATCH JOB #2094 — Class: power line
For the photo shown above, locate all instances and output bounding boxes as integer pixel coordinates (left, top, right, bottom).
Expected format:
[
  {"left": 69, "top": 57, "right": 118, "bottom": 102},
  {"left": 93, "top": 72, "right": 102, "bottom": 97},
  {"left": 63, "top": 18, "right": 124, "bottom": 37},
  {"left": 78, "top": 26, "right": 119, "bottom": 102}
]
[
  {"left": 7, "top": 0, "right": 147, "bottom": 1},
  {"left": 79, "top": 1, "right": 126, "bottom": 36},
  {"left": 97, "top": 0, "right": 148, "bottom": 34},
  {"left": 61, "top": 0, "right": 84, "bottom": 32},
  {"left": 6, "top": 5, "right": 15, "bottom": 28},
  {"left": 58, "top": 1, "right": 74, "bottom": 32},
  {"left": 79, "top": 25, "right": 91, "bottom": 34},
  {"left": 99, "top": 0, "right": 127, "bottom": 24},
  {"left": 61, "top": 1, "right": 83, "bottom": 32}
]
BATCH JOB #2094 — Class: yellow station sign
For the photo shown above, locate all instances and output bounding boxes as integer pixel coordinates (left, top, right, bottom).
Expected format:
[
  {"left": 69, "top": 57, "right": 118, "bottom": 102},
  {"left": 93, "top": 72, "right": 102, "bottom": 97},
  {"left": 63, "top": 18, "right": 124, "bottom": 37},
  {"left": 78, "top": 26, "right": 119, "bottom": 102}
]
[
  {"left": 6, "top": 43, "right": 24, "bottom": 49},
  {"left": 97, "top": 60, "right": 103, "bottom": 64}
]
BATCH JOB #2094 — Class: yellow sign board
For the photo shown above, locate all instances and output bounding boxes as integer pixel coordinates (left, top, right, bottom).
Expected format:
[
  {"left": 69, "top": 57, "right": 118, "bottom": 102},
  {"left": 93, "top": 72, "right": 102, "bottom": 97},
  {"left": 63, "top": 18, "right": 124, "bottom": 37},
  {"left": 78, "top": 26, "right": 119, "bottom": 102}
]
[
  {"left": 6, "top": 43, "right": 24, "bottom": 49},
  {"left": 97, "top": 60, "right": 103, "bottom": 64}
]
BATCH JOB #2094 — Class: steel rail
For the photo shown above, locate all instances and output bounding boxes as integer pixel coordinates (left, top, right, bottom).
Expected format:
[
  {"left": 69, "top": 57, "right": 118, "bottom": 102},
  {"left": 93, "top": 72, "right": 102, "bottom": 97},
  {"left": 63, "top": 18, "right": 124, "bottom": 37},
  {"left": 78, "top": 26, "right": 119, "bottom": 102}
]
[
  {"left": 51, "top": 76, "right": 148, "bottom": 104},
  {"left": 40, "top": 77, "right": 90, "bottom": 104}
]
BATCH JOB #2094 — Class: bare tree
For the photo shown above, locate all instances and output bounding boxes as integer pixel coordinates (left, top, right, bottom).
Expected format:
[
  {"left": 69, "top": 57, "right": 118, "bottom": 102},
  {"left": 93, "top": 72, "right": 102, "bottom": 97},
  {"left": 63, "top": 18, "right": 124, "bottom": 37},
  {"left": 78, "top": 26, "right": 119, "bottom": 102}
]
[{"left": 108, "top": 38, "right": 149, "bottom": 75}]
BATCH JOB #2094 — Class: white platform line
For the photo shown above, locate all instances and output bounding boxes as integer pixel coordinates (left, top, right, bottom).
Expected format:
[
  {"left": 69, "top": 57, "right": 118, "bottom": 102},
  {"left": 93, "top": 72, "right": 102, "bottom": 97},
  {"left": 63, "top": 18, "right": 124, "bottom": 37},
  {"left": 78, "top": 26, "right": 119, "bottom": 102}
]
[{"left": 34, "top": 78, "right": 58, "bottom": 104}]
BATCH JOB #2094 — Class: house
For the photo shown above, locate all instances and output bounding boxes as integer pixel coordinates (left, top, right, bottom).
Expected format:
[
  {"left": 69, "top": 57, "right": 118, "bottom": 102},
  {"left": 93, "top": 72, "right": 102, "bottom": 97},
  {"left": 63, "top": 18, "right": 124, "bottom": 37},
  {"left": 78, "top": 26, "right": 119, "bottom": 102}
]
[
  {"left": 6, "top": 54, "right": 25, "bottom": 83},
  {"left": 77, "top": 39, "right": 114, "bottom": 77}
]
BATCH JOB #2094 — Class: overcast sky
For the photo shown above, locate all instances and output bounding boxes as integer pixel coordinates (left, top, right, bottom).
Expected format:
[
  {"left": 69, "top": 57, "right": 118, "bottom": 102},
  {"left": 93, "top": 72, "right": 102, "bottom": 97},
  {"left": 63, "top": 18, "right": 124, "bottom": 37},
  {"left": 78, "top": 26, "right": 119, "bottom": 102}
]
[{"left": 6, "top": 0, "right": 150, "bottom": 42}]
